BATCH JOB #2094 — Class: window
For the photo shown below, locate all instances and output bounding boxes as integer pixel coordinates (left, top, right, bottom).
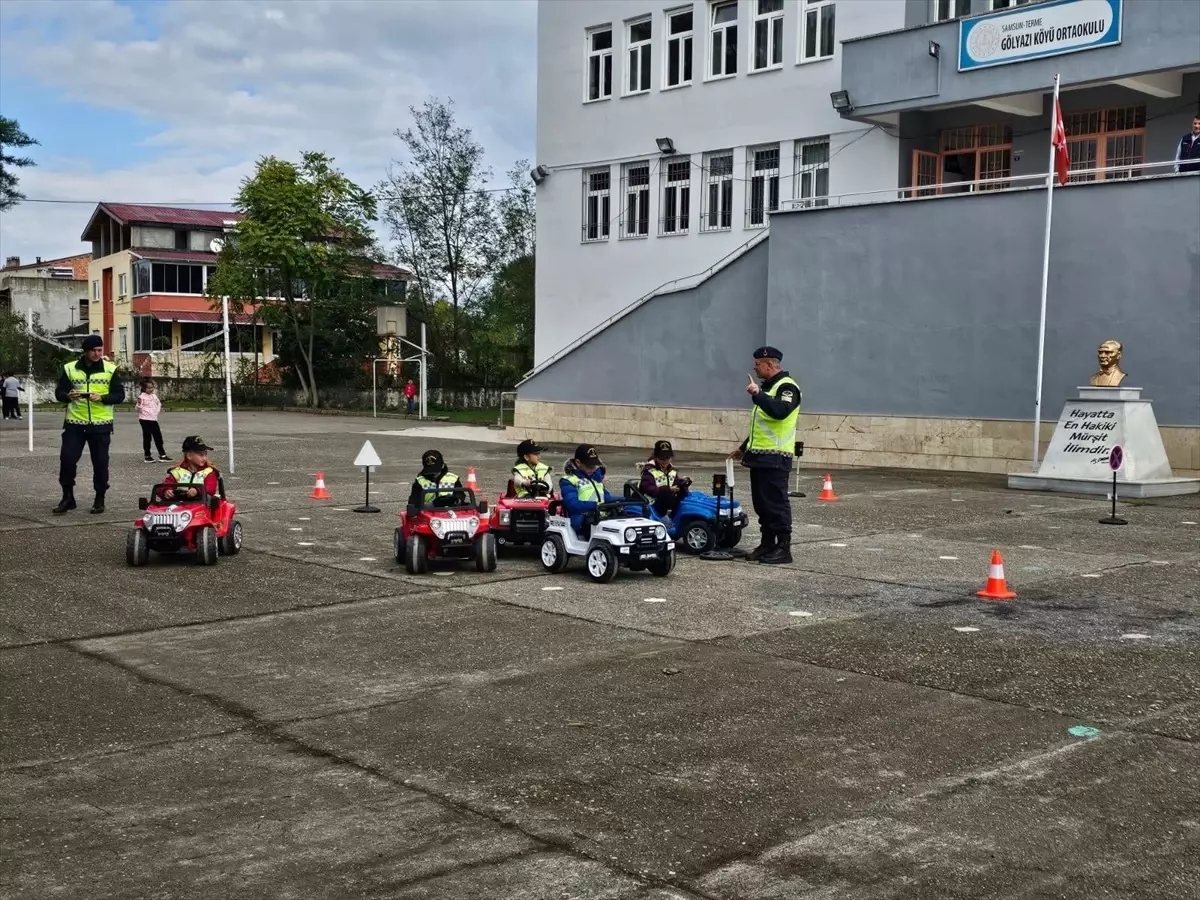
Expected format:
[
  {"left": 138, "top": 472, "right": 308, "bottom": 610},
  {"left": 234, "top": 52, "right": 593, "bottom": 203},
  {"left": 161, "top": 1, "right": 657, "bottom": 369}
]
[
  {"left": 92, "top": 280, "right": 99, "bottom": 301},
  {"left": 179, "top": 321, "right": 222, "bottom": 350},
  {"left": 132, "top": 315, "right": 173, "bottom": 353},
  {"left": 753, "top": 0, "right": 784, "bottom": 70},
  {"left": 801, "top": 0, "right": 836, "bottom": 61},
  {"left": 79, "top": 299, "right": 89, "bottom": 322},
  {"left": 746, "top": 144, "right": 780, "bottom": 227},
  {"left": 659, "top": 158, "right": 692, "bottom": 235},
  {"left": 626, "top": 18, "right": 652, "bottom": 94},
  {"left": 794, "top": 138, "right": 831, "bottom": 208},
  {"left": 664, "top": 7, "right": 693, "bottom": 88},
  {"left": 620, "top": 161, "right": 651, "bottom": 238},
  {"left": 1064, "top": 105, "right": 1146, "bottom": 181},
  {"left": 931, "top": 0, "right": 970, "bottom": 21},
  {"left": 174, "top": 229, "right": 188, "bottom": 251},
  {"left": 118, "top": 326, "right": 128, "bottom": 356},
  {"left": 586, "top": 27, "right": 613, "bottom": 101},
  {"left": 988, "top": 0, "right": 1040, "bottom": 8},
  {"left": 582, "top": 168, "right": 612, "bottom": 242},
  {"left": 143, "top": 261, "right": 207, "bottom": 295},
  {"left": 118, "top": 272, "right": 127, "bottom": 297},
  {"left": 909, "top": 123, "right": 1014, "bottom": 196},
  {"left": 701, "top": 151, "right": 734, "bottom": 232},
  {"left": 709, "top": 0, "right": 738, "bottom": 78}
]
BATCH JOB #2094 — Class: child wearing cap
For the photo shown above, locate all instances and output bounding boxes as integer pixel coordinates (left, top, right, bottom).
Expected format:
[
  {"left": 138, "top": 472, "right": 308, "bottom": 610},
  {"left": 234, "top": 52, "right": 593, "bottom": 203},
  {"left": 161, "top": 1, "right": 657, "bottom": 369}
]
[
  {"left": 560, "top": 443, "right": 617, "bottom": 537},
  {"left": 639, "top": 439, "right": 692, "bottom": 524},
  {"left": 163, "top": 435, "right": 220, "bottom": 498},
  {"left": 407, "top": 449, "right": 465, "bottom": 513},
  {"left": 512, "top": 439, "right": 553, "bottom": 498}
]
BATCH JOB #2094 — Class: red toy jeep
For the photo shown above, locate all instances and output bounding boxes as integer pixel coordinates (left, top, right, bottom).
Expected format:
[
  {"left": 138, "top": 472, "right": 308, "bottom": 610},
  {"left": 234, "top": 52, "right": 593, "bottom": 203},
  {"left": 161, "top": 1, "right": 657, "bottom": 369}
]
[
  {"left": 488, "top": 476, "right": 557, "bottom": 552},
  {"left": 395, "top": 485, "right": 497, "bottom": 574},
  {"left": 127, "top": 480, "right": 242, "bottom": 567}
]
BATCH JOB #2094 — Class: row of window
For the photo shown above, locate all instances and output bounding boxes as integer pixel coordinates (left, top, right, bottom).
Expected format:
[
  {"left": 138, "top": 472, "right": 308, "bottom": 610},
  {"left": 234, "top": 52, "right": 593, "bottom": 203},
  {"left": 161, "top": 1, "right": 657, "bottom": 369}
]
[
  {"left": 585, "top": 0, "right": 835, "bottom": 102},
  {"left": 932, "top": 0, "right": 1043, "bottom": 23},
  {"left": 132, "top": 315, "right": 265, "bottom": 354},
  {"left": 581, "top": 138, "right": 830, "bottom": 242}
]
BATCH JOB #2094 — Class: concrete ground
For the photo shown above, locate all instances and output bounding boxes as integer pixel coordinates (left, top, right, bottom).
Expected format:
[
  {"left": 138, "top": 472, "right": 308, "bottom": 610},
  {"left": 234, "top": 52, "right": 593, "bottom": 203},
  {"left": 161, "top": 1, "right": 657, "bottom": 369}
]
[{"left": 1, "top": 409, "right": 1197, "bottom": 900}]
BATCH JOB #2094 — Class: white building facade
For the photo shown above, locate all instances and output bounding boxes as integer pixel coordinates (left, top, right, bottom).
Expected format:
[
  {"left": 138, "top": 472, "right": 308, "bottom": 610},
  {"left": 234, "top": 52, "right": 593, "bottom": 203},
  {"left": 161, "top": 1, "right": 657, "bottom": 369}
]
[{"left": 533, "top": 0, "right": 907, "bottom": 365}]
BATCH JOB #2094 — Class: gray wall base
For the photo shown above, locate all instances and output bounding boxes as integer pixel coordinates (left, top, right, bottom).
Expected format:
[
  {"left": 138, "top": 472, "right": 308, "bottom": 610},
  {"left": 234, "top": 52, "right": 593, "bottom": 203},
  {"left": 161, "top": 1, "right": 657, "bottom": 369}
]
[{"left": 1006, "top": 474, "right": 1200, "bottom": 498}]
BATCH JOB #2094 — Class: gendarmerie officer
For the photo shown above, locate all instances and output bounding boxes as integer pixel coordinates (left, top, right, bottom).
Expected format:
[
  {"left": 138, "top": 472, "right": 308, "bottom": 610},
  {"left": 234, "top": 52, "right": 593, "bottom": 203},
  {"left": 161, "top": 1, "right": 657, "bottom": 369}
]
[
  {"left": 52, "top": 335, "right": 125, "bottom": 515},
  {"left": 729, "top": 346, "right": 801, "bottom": 564}
]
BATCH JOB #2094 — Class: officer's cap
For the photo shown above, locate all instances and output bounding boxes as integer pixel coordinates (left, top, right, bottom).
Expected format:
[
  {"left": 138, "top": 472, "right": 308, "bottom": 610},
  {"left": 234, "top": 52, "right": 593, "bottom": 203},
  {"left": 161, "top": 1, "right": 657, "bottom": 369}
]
[
  {"left": 82, "top": 335, "right": 103, "bottom": 351},
  {"left": 517, "top": 439, "right": 544, "bottom": 457},
  {"left": 573, "top": 444, "right": 602, "bottom": 467},
  {"left": 653, "top": 439, "right": 674, "bottom": 458},
  {"left": 182, "top": 435, "right": 213, "bottom": 452},
  {"left": 421, "top": 449, "right": 444, "bottom": 473},
  {"left": 753, "top": 346, "right": 782, "bottom": 362}
]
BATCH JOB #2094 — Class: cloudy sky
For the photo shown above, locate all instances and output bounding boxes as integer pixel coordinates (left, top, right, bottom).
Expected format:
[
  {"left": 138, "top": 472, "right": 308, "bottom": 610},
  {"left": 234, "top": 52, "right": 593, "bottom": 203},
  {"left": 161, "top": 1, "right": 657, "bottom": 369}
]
[{"left": 0, "top": 0, "right": 536, "bottom": 263}]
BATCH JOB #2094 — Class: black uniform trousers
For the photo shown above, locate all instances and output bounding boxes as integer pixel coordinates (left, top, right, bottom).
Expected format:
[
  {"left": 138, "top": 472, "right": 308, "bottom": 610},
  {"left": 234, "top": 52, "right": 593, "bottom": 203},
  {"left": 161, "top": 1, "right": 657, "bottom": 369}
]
[
  {"left": 749, "top": 466, "right": 791, "bottom": 538},
  {"left": 59, "top": 428, "right": 111, "bottom": 494}
]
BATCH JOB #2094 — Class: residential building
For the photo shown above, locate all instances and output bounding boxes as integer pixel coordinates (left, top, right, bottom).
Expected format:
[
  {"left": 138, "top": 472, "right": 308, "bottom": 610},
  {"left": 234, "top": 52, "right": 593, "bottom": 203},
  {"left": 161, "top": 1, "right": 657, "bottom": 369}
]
[
  {"left": 0, "top": 254, "right": 91, "bottom": 340},
  {"left": 518, "top": 0, "right": 1200, "bottom": 476}
]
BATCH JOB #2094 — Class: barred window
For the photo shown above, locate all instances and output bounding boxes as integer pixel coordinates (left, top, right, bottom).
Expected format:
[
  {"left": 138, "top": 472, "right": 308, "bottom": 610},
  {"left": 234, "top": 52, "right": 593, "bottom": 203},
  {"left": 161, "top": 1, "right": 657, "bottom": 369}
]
[{"left": 581, "top": 167, "right": 611, "bottom": 242}]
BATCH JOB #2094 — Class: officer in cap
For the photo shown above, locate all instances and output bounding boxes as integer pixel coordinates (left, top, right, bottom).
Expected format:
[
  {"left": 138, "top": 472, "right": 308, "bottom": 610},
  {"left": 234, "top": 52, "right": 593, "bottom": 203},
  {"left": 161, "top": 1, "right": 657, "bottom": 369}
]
[
  {"left": 52, "top": 333, "right": 125, "bottom": 515},
  {"left": 511, "top": 439, "right": 552, "bottom": 498},
  {"left": 729, "top": 346, "right": 801, "bottom": 564},
  {"left": 406, "top": 449, "right": 465, "bottom": 513}
]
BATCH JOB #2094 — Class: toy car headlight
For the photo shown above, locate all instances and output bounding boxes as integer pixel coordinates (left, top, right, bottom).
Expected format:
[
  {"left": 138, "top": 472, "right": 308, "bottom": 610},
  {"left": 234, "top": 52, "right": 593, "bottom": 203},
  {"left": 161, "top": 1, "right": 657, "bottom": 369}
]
[
  {"left": 718, "top": 507, "right": 731, "bottom": 516},
  {"left": 430, "top": 519, "right": 446, "bottom": 538},
  {"left": 499, "top": 510, "right": 511, "bottom": 525},
  {"left": 176, "top": 510, "right": 193, "bottom": 530},
  {"left": 655, "top": 525, "right": 666, "bottom": 540},
  {"left": 467, "top": 517, "right": 479, "bottom": 532},
  {"left": 624, "top": 527, "right": 637, "bottom": 542}
]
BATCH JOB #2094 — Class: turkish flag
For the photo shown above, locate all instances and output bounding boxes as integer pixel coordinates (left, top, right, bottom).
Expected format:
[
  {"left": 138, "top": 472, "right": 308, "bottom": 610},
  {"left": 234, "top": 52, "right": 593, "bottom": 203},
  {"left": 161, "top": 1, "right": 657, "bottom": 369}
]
[{"left": 1051, "top": 98, "right": 1070, "bottom": 187}]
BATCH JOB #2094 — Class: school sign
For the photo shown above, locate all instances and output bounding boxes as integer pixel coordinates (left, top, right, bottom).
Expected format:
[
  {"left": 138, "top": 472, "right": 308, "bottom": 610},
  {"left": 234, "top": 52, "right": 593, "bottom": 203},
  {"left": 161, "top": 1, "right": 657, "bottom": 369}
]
[{"left": 959, "top": 0, "right": 1122, "bottom": 72}]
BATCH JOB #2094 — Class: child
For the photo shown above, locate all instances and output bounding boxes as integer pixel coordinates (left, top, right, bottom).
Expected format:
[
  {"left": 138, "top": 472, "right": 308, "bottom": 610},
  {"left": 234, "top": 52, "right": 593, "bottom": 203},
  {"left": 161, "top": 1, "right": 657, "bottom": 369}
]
[
  {"left": 511, "top": 439, "right": 552, "bottom": 498},
  {"left": 406, "top": 449, "right": 465, "bottom": 513},
  {"left": 559, "top": 444, "right": 618, "bottom": 537},
  {"left": 136, "top": 378, "right": 169, "bottom": 462},
  {"left": 639, "top": 439, "right": 692, "bottom": 524},
  {"left": 163, "top": 435, "right": 220, "bottom": 498}
]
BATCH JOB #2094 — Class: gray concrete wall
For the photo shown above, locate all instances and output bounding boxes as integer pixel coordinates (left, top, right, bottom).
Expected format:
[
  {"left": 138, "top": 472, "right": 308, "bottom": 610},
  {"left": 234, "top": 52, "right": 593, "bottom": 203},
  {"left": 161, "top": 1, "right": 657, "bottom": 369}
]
[
  {"left": 843, "top": 0, "right": 1200, "bottom": 117},
  {"left": 766, "top": 173, "right": 1200, "bottom": 426},
  {"left": 1, "top": 276, "right": 89, "bottom": 335},
  {"left": 520, "top": 242, "right": 769, "bottom": 408}
]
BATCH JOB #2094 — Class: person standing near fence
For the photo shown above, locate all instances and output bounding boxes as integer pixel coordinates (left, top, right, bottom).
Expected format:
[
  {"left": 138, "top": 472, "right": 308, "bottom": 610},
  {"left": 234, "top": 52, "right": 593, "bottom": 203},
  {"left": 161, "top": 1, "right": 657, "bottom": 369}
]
[
  {"left": 404, "top": 378, "right": 417, "bottom": 415},
  {"left": 1, "top": 371, "right": 23, "bottom": 420},
  {"left": 136, "top": 378, "right": 169, "bottom": 462}
]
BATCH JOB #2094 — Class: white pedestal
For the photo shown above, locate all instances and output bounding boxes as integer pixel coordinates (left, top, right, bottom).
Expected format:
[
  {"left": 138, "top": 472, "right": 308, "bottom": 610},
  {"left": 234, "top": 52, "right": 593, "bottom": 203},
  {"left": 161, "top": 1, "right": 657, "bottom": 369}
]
[{"left": 1007, "top": 387, "right": 1199, "bottom": 498}]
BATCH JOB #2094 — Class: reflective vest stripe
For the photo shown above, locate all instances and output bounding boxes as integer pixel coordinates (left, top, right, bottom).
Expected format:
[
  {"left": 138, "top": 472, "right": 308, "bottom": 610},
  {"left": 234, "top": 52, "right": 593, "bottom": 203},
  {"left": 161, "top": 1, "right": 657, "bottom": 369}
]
[
  {"left": 747, "top": 376, "right": 801, "bottom": 453},
  {"left": 416, "top": 474, "right": 459, "bottom": 502},
  {"left": 169, "top": 466, "right": 214, "bottom": 485},
  {"left": 563, "top": 473, "right": 600, "bottom": 504},
  {"left": 63, "top": 360, "right": 117, "bottom": 425},
  {"left": 647, "top": 466, "right": 674, "bottom": 488},
  {"left": 514, "top": 462, "right": 551, "bottom": 497}
]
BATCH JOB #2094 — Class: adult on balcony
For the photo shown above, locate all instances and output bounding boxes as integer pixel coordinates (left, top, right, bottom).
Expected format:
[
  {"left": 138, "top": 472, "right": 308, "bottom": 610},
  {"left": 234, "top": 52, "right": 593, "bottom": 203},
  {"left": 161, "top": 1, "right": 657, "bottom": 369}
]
[
  {"left": 52, "top": 335, "right": 125, "bottom": 515},
  {"left": 1175, "top": 115, "right": 1200, "bottom": 174}
]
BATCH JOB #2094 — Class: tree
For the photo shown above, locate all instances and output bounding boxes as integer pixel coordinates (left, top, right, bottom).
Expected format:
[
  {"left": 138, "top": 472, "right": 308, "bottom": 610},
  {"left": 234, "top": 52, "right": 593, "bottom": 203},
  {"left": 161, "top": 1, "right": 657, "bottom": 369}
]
[
  {"left": 0, "top": 311, "right": 73, "bottom": 379},
  {"left": 0, "top": 116, "right": 39, "bottom": 212},
  {"left": 495, "top": 159, "right": 535, "bottom": 262},
  {"left": 379, "top": 98, "right": 498, "bottom": 378},
  {"left": 207, "top": 152, "right": 378, "bottom": 406}
]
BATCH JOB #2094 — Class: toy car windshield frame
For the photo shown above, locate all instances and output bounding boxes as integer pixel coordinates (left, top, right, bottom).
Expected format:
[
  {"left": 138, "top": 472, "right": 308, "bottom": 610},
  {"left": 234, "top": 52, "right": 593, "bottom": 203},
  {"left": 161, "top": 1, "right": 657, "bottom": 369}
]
[
  {"left": 507, "top": 478, "right": 553, "bottom": 500},
  {"left": 417, "top": 485, "right": 481, "bottom": 512},
  {"left": 148, "top": 482, "right": 214, "bottom": 506}
]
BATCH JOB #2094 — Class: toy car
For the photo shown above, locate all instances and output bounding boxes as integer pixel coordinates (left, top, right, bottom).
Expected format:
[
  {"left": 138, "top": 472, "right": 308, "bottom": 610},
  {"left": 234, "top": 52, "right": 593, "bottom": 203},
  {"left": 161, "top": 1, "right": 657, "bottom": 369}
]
[
  {"left": 624, "top": 468, "right": 748, "bottom": 554},
  {"left": 395, "top": 485, "right": 497, "bottom": 574},
  {"left": 539, "top": 499, "right": 675, "bottom": 583},
  {"left": 127, "top": 480, "right": 242, "bottom": 567},
  {"left": 489, "top": 477, "right": 557, "bottom": 551}
]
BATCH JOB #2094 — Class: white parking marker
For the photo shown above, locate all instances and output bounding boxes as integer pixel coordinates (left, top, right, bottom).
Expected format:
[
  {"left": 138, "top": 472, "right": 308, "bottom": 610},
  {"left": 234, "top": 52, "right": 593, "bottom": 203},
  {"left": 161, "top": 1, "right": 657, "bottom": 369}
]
[
  {"left": 788, "top": 610, "right": 813, "bottom": 617},
  {"left": 644, "top": 597, "right": 667, "bottom": 603},
  {"left": 1183, "top": 521, "right": 1198, "bottom": 526},
  {"left": 1019, "top": 545, "right": 1041, "bottom": 550},
  {"left": 1081, "top": 573, "right": 1101, "bottom": 578},
  {"left": 953, "top": 626, "right": 980, "bottom": 633},
  {"left": 542, "top": 586, "right": 564, "bottom": 592},
  {"left": 805, "top": 524, "right": 822, "bottom": 529},
  {"left": 939, "top": 555, "right": 958, "bottom": 560},
  {"left": 907, "top": 533, "right": 922, "bottom": 538},
  {"left": 332, "top": 508, "right": 349, "bottom": 512},
  {"left": 358, "top": 557, "right": 376, "bottom": 562},
  {"left": 1120, "top": 633, "right": 1150, "bottom": 640},
  {"left": 297, "top": 542, "right": 314, "bottom": 547},
  {"left": 433, "top": 571, "right": 454, "bottom": 577},
  {"left": 267, "top": 481, "right": 280, "bottom": 485},
  {"left": 829, "top": 543, "right": 848, "bottom": 548},
  {"left": 298, "top": 517, "right": 311, "bottom": 521},
  {"left": 1151, "top": 560, "right": 1170, "bottom": 565},
  {"left": 951, "top": 499, "right": 965, "bottom": 503},
  {"left": 865, "top": 547, "right": 884, "bottom": 552},
  {"left": 289, "top": 527, "right": 303, "bottom": 532}
]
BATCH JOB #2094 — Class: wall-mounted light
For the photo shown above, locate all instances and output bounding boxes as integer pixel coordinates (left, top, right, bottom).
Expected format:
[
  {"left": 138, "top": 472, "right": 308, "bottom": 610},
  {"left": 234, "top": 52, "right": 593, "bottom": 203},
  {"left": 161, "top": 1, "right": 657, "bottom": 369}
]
[
  {"left": 530, "top": 164, "right": 550, "bottom": 185},
  {"left": 655, "top": 136, "right": 676, "bottom": 154},
  {"left": 928, "top": 40, "right": 940, "bottom": 59},
  {"left": 829, "top": 90, "right": 853, "bottom": 112}
]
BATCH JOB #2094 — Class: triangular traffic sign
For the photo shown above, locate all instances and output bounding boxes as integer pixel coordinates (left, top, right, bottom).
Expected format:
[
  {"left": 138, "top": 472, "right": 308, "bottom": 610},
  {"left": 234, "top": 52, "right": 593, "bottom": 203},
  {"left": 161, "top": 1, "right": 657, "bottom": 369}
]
[{"left": 354, "top": 440, "right": 382, "bottom": 468}]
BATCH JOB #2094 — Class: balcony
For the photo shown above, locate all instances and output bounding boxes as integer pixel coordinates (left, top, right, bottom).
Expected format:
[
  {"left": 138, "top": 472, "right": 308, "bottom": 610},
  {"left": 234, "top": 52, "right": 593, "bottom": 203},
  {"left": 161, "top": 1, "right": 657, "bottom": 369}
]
[{"left": 837, "top": 0, "right": 1200, "bottom": 123}]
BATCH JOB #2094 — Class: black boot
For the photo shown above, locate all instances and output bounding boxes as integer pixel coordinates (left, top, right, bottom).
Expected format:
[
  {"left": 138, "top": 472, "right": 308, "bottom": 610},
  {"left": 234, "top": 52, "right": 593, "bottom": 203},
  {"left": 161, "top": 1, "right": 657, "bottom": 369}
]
[
  {"left": 759, "top": 532, "right": 793, "bottom": 565},
  {"left": 90, "top": 493, "right": 106, "bottom": 515},
  {"left": 52, "top": 491, "right": 77, "bottom": 515},
  {"left": 746, "top": 529, "right": 775, "bottom": 561}
]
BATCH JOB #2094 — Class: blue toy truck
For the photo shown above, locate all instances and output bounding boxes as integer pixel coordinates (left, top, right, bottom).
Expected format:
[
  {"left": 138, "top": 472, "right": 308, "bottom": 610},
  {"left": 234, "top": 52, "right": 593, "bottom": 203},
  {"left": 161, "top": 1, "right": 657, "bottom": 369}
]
[{"left": 624, "top": 466, "right": 747, "bottom": 554}]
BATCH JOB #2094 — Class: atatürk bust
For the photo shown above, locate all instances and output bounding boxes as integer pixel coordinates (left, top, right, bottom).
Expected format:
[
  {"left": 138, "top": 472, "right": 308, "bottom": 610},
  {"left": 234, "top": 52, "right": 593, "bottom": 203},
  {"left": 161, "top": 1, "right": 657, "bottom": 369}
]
[{"left": 1089, "top": 340, "right": 1127, "bottom": 387}]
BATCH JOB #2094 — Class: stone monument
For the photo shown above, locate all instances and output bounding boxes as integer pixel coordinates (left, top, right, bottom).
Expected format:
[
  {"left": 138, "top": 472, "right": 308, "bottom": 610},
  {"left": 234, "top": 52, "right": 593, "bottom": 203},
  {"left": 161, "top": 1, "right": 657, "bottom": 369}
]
[{"left": 1008, "top": 341, "right": 1199, "bottom": 497}]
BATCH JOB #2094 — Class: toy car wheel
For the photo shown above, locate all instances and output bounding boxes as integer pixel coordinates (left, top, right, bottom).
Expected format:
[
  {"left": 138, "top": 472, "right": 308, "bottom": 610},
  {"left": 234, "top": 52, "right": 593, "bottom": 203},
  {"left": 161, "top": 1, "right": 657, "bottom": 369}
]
[
  {"left": 648, "top": 548, "right": 676, "bottom": 577},
  {"left": 220, "top": 519, "right": 243, "bottom": 556},
  {"left": 540, "top": 535, "right": 568, "bottom": 573},
  {"left": 722, "top": 528, "right": 743, "bottom": 549},
  {"left": 474, "top": 532, "right": 497, "bottom": 573},
  {"left": 406, "top": 533, "right": 428, "bottom": 575},
  {"left": 197, "top": 526, "right": 218, "bottom": 566},
  {"left": 126, "top": 528, "right": 149, "bottom": 567},
  {"left": 585, "top": 543, "right": 618, "bottom": 583},
  {"left": 393, "top": 527, "right": 406, "bottom": 566},
  {"left": 682, "top": 521, "right": 717, "bottom": 555}
]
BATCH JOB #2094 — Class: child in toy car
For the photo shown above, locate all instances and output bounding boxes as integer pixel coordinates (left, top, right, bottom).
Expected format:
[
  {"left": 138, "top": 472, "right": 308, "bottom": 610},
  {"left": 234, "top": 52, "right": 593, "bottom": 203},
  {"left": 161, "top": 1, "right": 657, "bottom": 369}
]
[
  {"left": 638, "top": 439, "right": 692, "bottom": 526},
  {"left": 406, "top": 449, "right": 466, "bottom": 514},
  {"left": 163, "top": 434, "right": 220, "bottom": 497},
  {"left": 511, "top": 439, "right": 553, "bottom": 498},
  {"left": 559, "top": 443, "right": 621, "bottom": 538}
]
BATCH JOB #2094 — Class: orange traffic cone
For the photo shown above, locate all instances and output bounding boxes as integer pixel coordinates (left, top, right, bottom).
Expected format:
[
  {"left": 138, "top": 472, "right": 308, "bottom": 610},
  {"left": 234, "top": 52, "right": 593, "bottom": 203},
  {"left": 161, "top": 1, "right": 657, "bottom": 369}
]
[
  {"left": 976, "top": 549, "right": 1016, "bottom": 600},
  {"left": 817, "top": 473, "right": 839, "bottom": 502},
  {"left": 465, "top": 466, "right": 478, "bottom": 491},
  {"left": 310, "top": 472, "right": 331, "bottom": 500}
]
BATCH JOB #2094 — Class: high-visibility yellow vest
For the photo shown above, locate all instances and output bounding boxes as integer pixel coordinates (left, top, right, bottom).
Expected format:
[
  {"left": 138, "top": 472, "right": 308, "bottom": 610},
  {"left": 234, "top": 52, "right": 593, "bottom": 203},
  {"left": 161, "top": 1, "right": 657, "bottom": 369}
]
[
  {"left": 747, "top": 376, "right": 801, "bottom": 453},
  {"left": 63, "top": 359, "right": 117, "bottom": 426},
  {"left": 513, "top": 461, "right": 551, "bottom": 497},
  {"left": 168, "top": 465, "right": 215, "bottom": 485},
  {"left": 562, "top": 473, "right": 601, "bottom": 504},
  {"left": 416, "top": 473, "right": 459, "bottom": 504},
  {"left": 646, "top": 465, "right": 677, "bottom": 488}
]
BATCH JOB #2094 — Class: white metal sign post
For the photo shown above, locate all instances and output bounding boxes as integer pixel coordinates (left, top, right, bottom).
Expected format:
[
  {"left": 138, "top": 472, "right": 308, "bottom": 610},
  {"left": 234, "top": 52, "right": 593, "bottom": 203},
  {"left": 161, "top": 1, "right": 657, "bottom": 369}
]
[
  {"left": 352, "top": 440, "right": 383, "bottom": 513},
  {"left": 221, "top": 296, "right": 236, "bottom": 475},
  {"left": 1099, "top": 444, "right": 1127, "bottom": 525}
]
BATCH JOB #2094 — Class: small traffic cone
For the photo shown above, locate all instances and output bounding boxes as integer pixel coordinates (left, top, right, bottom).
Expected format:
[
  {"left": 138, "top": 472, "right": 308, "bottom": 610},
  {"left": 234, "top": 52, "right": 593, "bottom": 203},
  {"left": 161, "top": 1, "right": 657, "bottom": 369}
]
[
  {"left": 817, "top": 473, "right": 839, "bottom": 502},
  {"left": 310, "top": 472, "right": 331, "bottom": 500},
  {"left": 976, "top": 549, "right": 1017, "bottom": 600},
  {"left": 465, "top": 466, "right": 478, "bottom": 491}
]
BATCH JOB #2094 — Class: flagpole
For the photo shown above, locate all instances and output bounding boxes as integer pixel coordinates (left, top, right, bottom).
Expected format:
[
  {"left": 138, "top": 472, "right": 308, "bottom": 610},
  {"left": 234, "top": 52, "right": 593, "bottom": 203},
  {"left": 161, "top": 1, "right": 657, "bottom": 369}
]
[{"left": 1032, "top": 72, "right": 1061, "bottom": 468}]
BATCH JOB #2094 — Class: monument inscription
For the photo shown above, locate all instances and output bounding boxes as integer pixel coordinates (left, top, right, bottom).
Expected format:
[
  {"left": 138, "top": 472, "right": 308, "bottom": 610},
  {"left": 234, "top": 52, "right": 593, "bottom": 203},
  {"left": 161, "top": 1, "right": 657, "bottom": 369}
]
[{"left": 1061, "top": 407, "right": 1118, "bottom": 465}]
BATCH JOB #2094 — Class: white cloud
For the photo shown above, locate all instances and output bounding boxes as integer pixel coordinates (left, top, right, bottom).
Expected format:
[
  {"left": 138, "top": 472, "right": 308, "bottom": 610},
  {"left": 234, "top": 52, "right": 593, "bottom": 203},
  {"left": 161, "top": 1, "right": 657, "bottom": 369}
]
[{"left": 0, "top": 0, "right": 536, "bottom": 261}]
